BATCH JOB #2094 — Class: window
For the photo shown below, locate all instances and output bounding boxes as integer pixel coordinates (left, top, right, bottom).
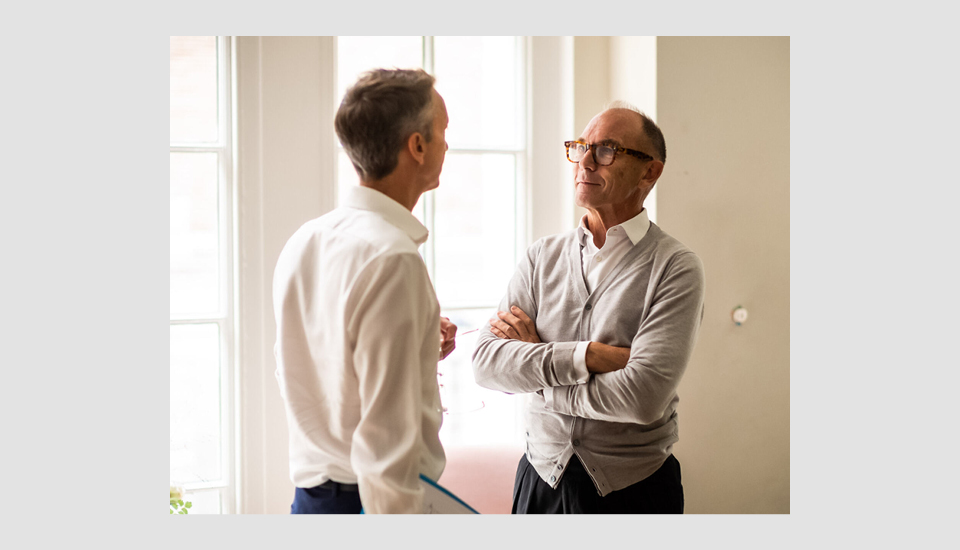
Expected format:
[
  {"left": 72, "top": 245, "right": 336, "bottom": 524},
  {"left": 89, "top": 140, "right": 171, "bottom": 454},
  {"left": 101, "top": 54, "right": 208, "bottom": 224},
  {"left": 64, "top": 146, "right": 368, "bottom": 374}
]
[
  {"left": 336, "top": 37, "right": 528, "bottom": 449},
  {"left": 169, "top": 36, "right": 235, "bottom": 513}
]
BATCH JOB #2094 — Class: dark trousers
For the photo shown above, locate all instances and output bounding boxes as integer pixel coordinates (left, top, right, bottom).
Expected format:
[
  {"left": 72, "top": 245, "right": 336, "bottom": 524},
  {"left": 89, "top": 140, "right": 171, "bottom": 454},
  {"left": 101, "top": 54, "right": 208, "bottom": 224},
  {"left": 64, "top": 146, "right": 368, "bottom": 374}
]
[
  {"left": 512, "top": 453, "right": 684, "bottom": 514},
  {"left": 291, "top": 481, "right": 362, "bottom": 514}
]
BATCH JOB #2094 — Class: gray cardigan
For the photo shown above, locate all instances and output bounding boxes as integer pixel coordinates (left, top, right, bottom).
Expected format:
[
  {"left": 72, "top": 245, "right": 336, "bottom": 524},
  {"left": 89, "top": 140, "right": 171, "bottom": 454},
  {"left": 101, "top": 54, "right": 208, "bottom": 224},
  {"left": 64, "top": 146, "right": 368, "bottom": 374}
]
[{"left": 472, "top": 222, "right": 705, "bottom": 495}]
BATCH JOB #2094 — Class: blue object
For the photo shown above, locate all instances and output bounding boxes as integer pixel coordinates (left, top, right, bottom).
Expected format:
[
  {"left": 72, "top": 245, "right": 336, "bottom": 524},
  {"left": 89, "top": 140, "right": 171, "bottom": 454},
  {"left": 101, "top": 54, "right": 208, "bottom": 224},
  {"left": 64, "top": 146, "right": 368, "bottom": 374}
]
[{"left": 360, "top": 474, "right": 479, "bottom": 514}]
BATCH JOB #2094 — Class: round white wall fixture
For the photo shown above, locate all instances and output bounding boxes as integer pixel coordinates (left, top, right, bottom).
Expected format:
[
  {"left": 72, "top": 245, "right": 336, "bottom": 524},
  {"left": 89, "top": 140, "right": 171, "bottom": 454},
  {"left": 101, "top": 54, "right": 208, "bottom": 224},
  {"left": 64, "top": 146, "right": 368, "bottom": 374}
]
[{"left": 732, "top": 306, "right": 748, "bottom": 326}]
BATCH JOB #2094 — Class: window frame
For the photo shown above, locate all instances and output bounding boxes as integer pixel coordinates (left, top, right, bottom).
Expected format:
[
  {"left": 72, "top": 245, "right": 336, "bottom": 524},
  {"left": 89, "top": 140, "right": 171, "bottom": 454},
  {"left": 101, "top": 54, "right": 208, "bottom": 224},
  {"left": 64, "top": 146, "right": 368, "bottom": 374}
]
[
  {"left": 332, "top": 36, "right": 531, "bottom": 449},
  {"left": 169, "top": 35, "right": 236, "bottom": 514},
  {"left": 334, "top": 36, "right": 531, "bottom": 310},
  {"left": 423, "top": 36, "right": 529, "bottom": 311}
]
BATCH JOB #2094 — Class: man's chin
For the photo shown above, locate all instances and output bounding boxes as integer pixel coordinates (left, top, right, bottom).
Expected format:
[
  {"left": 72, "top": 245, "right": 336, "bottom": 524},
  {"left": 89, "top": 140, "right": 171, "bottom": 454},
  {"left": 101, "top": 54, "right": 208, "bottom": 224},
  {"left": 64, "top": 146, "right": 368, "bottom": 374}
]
[{"left": 575, "top": 186, "right": 599, "bottom": 207}]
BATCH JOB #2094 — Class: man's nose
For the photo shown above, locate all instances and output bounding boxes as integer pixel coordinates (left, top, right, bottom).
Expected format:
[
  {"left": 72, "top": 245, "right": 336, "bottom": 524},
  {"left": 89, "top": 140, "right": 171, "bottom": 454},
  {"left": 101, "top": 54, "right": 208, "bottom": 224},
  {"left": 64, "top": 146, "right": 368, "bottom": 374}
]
[{"left": 579, "top": 148, "right": 597, "bottom": 170}]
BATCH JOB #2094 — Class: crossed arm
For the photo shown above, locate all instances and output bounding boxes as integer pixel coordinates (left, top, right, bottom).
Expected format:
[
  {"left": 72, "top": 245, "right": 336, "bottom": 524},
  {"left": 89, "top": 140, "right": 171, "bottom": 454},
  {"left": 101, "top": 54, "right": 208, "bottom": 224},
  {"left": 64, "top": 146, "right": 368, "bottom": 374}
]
[
  {"left": 488, "top": 306, "right": 629, "bottom": 375},
  {"left": 475, "top": 250, "right": 705, "bottom": 425}
]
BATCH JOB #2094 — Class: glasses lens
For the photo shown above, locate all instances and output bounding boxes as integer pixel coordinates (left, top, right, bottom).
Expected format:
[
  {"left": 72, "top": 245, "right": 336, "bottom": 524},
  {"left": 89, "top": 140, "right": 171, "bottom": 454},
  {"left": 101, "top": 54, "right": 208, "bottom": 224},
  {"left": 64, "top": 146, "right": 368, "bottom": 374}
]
[
  {"left": 568, "top": 142, "right": 585, "bottom": 162},
  {"left": 595, "top": 145, "right": 615, "bottom": 165}
]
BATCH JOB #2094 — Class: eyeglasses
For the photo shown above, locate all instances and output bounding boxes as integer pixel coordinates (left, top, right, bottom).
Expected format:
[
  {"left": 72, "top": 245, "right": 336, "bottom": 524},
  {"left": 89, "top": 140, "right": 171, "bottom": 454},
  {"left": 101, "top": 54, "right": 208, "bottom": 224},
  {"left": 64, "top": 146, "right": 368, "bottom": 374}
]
[{"left": 564, "top": 140, "right": 653, "bottom": 166}]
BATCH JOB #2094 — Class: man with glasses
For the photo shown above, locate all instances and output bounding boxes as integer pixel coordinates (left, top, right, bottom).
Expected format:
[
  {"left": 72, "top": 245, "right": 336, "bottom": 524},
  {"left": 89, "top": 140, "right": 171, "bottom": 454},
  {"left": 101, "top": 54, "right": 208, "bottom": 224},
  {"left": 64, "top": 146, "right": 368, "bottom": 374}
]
[
  {"left": 473, "top": 102, "right": 705, "bottom": 513},
  {"left": 273, "top": 69, "right": 457, "bottom": 514}
]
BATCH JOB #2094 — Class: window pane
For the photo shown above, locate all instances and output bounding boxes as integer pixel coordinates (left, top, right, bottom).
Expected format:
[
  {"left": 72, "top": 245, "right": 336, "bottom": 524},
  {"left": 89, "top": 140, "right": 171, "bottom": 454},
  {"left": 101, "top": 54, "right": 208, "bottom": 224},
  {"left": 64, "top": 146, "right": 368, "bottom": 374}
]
[
  {"left": 336, "top": 36, "right": 422, "bottom": 106},
  {"left": 170, "top": 324, "right": 222, "bottom": 485},
  {"left": 170, "top": 36, "right": 218, "bottom": 143},
  {"left": 170, "top": 152, "right": 219, "bottom": 316},
  {"left": 434, "top": 37, "right": 521, "bottom": 150},
  {"left": 433, "top": 153, "right": 517, "bottom": 307},
  {"left": 438, "top": 308, "right": 524, "bottom": 448}
]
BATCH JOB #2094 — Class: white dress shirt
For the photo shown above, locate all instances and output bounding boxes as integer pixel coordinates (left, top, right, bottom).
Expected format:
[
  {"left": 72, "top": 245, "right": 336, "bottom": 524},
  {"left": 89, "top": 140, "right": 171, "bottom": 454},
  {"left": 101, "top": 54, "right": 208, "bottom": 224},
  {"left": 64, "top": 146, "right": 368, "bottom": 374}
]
[
  {"left": 272, "top": 186, "right": 445, "bottom": 514},
  {"left": 554, "top": 209, "right": 651, "bottom": 397}
]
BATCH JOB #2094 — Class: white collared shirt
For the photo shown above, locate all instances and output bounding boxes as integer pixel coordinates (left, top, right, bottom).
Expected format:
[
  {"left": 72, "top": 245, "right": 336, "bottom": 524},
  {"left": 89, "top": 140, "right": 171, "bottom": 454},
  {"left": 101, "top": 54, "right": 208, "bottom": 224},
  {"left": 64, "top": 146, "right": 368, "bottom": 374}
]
[
  {"left": 272, "top": 185, "right": 445, "bottom": 514},
  {"left": 570, "top": 210, "right": 651, "bottom": 379}
]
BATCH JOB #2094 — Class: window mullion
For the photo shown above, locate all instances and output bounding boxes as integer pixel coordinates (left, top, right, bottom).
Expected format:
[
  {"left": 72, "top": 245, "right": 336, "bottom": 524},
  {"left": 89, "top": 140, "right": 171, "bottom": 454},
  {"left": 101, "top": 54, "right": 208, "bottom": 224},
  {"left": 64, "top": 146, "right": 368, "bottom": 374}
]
[{"left": 423, "top": 36, "right": 437, "bottom": 280}]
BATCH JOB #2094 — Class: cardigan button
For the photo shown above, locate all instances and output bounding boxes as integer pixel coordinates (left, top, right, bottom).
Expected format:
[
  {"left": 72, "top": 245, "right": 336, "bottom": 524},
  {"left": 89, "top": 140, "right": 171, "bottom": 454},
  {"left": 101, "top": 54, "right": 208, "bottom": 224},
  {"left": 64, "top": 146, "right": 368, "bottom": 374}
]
[{"left": 584, "top": 304, "right": 592, "bottom": 311}]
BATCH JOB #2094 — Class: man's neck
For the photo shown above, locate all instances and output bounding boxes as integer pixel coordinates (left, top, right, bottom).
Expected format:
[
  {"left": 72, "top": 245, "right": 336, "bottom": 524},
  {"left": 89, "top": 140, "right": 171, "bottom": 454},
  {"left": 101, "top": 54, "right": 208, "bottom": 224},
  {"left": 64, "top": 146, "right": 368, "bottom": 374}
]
[
  {"left": 584, "top": 207, "right": 643, "bottom": 249},
  {"left": 361, "top": 174, "right": 421, "bottom": 212}
]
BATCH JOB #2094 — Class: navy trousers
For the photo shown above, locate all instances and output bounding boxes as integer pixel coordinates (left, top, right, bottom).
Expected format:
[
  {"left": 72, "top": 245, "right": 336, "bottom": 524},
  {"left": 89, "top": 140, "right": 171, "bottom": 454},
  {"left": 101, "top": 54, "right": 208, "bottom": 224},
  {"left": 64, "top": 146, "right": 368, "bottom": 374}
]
[
  {"left": 512, "top": 453, "right": 684, "bottom": 514},
  {"left": 291, "top": 481, "right": 362, "bottom": 514}
]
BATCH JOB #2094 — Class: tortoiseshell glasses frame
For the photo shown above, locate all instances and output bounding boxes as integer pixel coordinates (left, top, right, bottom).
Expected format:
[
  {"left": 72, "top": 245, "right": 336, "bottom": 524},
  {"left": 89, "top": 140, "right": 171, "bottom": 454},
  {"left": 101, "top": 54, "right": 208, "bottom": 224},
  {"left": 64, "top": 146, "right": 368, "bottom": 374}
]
[{"left": 564, "top": 140, "right": 654, "bottom": 166}]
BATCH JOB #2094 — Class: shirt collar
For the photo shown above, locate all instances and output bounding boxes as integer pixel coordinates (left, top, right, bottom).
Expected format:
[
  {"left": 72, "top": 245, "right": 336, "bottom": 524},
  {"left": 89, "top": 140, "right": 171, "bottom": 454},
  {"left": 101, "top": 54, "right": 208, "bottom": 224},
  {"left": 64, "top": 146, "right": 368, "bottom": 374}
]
[
  {"left": 343, "top": 186, "right": 430, "bottom": 246},
  {"left": 578, "top": 209, "right": 651, "bottom": 247}
]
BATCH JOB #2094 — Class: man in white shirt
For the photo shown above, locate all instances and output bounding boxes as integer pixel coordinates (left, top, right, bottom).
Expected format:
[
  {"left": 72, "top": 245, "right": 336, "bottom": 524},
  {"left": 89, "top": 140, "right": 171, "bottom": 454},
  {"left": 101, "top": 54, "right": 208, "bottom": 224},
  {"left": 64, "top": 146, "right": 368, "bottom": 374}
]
[{"left": 273, "top": 69, "right": 456, "bottom": 514}]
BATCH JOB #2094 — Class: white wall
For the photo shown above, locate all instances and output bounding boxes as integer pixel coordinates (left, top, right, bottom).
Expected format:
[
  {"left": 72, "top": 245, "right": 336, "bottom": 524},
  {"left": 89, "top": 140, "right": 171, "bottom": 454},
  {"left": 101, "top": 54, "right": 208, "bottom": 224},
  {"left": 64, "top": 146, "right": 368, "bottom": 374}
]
[
  {"left": 574, "top": 35, "right": 790, "bottom": 514},
  {"left": 655, "top": 36, "right": 791, "bottom": 514},
  {"left": 234, "top": 36, "right": 337, "bottom": 513}
]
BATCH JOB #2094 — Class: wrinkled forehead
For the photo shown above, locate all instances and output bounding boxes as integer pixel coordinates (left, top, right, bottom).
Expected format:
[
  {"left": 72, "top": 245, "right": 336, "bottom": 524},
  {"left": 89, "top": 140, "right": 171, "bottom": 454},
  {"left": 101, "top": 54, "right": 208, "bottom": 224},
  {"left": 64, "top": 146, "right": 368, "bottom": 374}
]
[{"left": 581, "top": 109, "right": 646, "bottom": 149}]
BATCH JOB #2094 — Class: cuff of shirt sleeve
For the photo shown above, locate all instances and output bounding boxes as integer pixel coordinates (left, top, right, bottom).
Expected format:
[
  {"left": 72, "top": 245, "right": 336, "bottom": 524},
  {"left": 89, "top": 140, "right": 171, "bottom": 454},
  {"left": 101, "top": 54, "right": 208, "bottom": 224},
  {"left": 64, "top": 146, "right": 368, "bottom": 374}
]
[
  {"left": 549, "top": 340, "right": 583, "bottom": 386},
  {"left": 573, "top": 342, "right": 591, "bottom": 384},
  {"left": 543, "top": 386, "right": 554, "bottom": 409}
]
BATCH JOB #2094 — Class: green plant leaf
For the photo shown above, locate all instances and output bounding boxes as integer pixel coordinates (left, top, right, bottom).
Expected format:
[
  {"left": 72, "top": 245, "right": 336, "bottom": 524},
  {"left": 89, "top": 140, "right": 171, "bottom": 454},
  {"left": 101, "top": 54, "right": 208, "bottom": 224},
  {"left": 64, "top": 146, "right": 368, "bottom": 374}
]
[{"left": 184, "top": 502, "right": 192, "bottom": 509}]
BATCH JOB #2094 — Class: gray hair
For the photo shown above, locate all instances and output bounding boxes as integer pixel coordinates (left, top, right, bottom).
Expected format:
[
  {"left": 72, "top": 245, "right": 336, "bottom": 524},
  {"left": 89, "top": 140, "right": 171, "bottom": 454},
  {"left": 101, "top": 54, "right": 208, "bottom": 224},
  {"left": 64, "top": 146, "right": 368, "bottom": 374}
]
[
  {"left": 604, "top": 100, "right": 667, "bottom": 163},
  {"left": 334, "top": 68, "right": 437, "bottom": 181}
]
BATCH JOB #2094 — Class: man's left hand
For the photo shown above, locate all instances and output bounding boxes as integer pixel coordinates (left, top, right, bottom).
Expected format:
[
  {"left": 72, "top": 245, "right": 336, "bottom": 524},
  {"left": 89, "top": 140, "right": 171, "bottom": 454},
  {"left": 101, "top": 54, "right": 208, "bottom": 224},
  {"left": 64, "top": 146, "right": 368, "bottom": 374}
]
[
  {"left": 439, "top": 316, "right": 458, "bottom": 360},
  {"left": 489, "top": 306, "right": 541, "bottom": 343}
]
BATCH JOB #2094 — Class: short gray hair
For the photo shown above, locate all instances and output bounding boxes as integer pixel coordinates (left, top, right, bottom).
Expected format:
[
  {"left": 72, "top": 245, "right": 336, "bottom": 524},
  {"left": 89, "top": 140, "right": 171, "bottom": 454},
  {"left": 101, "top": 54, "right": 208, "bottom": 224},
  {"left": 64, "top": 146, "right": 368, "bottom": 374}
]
[
  {"left": 604, "top": 100, "right": 667, "bottom": 163},
  {"left": 335, "top": 68, "right": 437, "bottom": 181}
]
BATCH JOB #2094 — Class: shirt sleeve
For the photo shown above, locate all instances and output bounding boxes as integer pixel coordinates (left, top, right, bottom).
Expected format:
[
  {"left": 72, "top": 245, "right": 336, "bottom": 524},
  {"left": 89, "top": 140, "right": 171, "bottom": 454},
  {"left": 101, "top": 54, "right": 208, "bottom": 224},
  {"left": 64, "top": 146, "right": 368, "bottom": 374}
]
[
  {"left": 573, "top": 341, "right": 591, "bottom": 382},
  {"left": 472, "top": 241, "right": 583, "bottom": 394},
  {"left": 543, "top": 342, "right": 591, "bottom": 405},
  {"left": 345, "top": 252, "right": 437, "bottom": 514},
  {"left": 545, "top": 252, "right": 706, "bottom": 425}
]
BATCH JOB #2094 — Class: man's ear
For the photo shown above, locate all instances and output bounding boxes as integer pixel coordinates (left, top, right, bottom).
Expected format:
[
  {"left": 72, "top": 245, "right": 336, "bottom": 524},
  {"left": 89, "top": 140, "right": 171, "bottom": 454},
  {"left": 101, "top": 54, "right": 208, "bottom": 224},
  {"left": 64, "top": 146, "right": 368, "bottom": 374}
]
[
  {"left": 643, "top": 160, "right": 664, "bottom": 185},
  {"left": 636, "top": 160, "right": 663, "bottom": 198},
  {"left": 407, "top": 132, "right": 426, "bottom": 165}
]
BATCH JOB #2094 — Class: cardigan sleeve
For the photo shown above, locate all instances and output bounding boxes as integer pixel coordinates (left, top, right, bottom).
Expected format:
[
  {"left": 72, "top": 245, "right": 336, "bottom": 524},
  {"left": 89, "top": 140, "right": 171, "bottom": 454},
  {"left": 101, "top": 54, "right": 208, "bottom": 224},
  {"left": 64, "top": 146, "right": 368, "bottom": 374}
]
[
  {"left": 471, "top": 240, "right": 583, "bottom": 394},
  {"left": 545, "top": 252, "right": 705, "bottom": 425}
]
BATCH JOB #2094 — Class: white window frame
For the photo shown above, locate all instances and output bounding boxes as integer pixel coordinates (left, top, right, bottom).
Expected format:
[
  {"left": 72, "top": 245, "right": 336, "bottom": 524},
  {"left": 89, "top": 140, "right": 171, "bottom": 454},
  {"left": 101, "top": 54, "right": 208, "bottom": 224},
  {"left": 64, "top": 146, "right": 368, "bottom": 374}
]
[
  {"left": 169, "top": 35, "right": 236, "bottom": 514},
  {"left": 417, "top": 36, "right": 529, "bottom": 298},
  {"left": 333, "top": 36, "right": 531, "bottom": 308}
]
